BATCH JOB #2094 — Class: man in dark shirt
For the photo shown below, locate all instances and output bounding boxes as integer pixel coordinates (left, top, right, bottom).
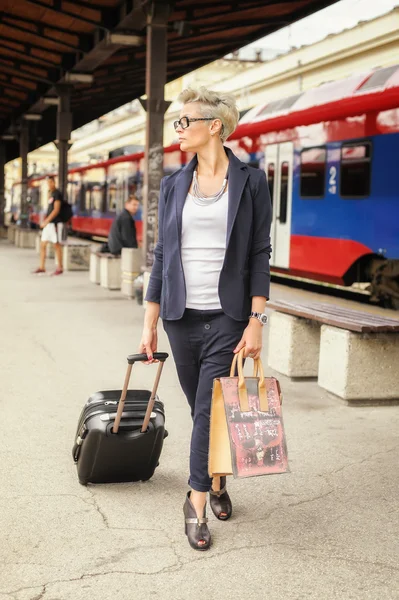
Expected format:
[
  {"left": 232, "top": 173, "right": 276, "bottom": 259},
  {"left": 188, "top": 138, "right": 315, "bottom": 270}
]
[
  {"left": 33, "top": 176, "right": 66, "bottom": 275},
  {"left": 108, "top": 195, "right": 140, "bottom": 254}
]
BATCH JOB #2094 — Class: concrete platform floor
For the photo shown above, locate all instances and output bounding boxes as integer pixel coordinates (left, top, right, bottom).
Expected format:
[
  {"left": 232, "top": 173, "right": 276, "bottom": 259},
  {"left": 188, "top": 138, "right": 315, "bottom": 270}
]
[{"left": 0, "top": 241, "right": 398, "bottom": 600}]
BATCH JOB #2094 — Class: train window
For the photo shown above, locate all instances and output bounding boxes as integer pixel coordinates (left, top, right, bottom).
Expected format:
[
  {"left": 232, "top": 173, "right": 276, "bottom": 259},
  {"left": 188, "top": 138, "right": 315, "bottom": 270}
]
[
  {"left": 340, "top": 142, "right": 371, "bottom": 198},
  {"left": 92, "top": 185, "right": 103, "bottom": 211},
  {"left": 102, "top": 183, "right": 107, "bottom": 213},
  {"left": 300, "top": 147, "right": 326, "bottom": 198},
  {"left": 128, "top": 175, "right": 137, "bottom": 197},
  {"left": 78, "top": 185, "right": 86, "bottom": 212},
  {"left": 108, "top": 182, "right": 118, "bottom": 213},
  {"left": 85, "top": 187, "right": 91, "bottom": 211},
  {"left": 267, "top": 163, "right": 274, "bottom": 207},
  {"left": 68, "top": 182, "right": 79, "bottom": 208},
  {"left": 279, "top": 161, "right": 289, "bottom": 224},
  {"left": 28, "top": 188, "right": 40, "bottom": 207}
]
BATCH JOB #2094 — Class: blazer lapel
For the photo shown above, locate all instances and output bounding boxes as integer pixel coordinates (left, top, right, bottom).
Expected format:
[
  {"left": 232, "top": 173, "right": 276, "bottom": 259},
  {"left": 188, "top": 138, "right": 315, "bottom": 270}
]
[
  {"left": 226, "top": 149, "right": 248, "bottom": 249},
  {"left": 175, "top": 155, "right": 197, "bottom": 244}
]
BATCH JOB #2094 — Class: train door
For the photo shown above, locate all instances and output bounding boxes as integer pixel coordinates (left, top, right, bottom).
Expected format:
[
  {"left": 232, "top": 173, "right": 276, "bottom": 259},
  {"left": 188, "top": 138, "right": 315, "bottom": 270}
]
[{"left": 265, "top": 142, "right": 293, "bottom": 269}]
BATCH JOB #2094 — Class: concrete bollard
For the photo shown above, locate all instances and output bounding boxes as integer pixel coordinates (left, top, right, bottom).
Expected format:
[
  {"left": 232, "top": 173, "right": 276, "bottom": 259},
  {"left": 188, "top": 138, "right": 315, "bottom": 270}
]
[
  {"left": 62, "top": 243, "right": 90, "bottom": 271},
  {"left": 90, "top": 249, "right": 102, "bottom": 285},
  {"left": 15, "top": 227, "right": 37, "bottom": 249},
  {"left": 268, "top": 311, "right": 321, "bottom": 378},
  {"left": 100, "top": 254, "right": 121, "bottom": 290},
  {"left": 7, "top": 224, "right": 16, "bottom": 244},
  {"left": 121, "top": 248, "right": 142, "bottom": 298}
]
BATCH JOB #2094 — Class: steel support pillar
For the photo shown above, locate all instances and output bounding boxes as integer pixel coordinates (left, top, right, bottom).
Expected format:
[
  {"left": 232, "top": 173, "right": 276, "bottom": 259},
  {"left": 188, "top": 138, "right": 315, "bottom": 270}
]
[
  {"left": 0, "top": 143, "right": 5, "bottom": 227},
  {"left": 55, "top": 85, "right": 73, "bottom": 200},
  {"left": 19, "top": 119, "right": 29, "bottom": 228},
  {"left": 142, "top": 2, "right": 171, "bottom": 268}
]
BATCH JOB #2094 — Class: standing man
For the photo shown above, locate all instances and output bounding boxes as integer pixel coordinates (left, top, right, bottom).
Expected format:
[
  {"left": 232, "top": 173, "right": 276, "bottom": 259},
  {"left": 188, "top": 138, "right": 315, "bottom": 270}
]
[
  {"left": 33, "top": 176, "right": 66, "bottom": 276},
  {"left": 108, "top": 195, "right": 140, "bottom": 254}
]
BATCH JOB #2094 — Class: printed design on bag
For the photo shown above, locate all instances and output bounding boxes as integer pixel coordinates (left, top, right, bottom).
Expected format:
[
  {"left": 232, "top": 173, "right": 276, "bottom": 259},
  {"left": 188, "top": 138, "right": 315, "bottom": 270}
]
[{"left": 220, "top": 377, "right": 289, "bottom": 478}]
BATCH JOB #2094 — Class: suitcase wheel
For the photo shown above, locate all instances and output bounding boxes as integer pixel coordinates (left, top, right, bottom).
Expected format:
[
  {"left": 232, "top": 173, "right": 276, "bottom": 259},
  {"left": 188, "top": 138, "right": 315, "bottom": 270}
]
[{"left": 164, "top": 430, "right": 169, "bottom": 439}]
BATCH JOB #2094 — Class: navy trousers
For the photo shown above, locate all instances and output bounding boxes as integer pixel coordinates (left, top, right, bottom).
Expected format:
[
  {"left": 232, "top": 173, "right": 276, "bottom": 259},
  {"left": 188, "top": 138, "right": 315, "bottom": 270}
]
[{"left": 163, "top": 309, "right": 247, "bottom": 492}]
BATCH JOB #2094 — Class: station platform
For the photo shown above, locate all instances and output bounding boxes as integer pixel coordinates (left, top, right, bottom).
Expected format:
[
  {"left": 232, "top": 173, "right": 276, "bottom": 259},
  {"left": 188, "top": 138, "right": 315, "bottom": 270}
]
[{"left": 1, "top": 240, "right": 398, "bottom": 600}]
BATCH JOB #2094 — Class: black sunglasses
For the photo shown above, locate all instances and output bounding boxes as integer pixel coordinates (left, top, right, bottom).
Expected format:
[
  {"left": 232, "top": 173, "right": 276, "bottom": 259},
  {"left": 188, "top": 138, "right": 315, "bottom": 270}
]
[{"left": 173, "top": 116, "right": 214, "bottom": 130}]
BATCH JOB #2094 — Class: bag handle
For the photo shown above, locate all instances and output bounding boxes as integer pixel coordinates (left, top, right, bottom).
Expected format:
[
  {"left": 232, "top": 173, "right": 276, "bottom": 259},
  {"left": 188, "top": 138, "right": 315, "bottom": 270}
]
[
  {"left": 253, "top": 361, "right": 283, "bottom": 406},
  {"left": 229, "top": 349, "right": 268, "bottom": 412},
  {"left": 113, "top": 353, "right": 168, "bottom": 434}
]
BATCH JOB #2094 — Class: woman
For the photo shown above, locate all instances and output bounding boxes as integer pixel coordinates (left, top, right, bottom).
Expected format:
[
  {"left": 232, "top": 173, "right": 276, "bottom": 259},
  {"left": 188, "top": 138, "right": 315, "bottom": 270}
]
[{"left": 139, "top": 88, "right": 272, "bottom": 551}]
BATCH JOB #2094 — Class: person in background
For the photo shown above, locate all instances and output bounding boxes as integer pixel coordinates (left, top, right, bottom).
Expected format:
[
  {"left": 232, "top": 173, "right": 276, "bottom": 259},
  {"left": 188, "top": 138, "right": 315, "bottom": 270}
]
[
  {"left": 33, "top": 176, "right": 66, "bottom": 276},
  {"left": 107, "top": 195, "right": 140, "bottom": 254}
]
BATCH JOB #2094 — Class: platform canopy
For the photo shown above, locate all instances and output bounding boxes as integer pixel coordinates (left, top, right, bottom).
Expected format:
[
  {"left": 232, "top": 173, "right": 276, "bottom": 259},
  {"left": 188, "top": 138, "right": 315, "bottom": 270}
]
[{"left": 0, "top": 0, "right": 339, "bottom": 161}]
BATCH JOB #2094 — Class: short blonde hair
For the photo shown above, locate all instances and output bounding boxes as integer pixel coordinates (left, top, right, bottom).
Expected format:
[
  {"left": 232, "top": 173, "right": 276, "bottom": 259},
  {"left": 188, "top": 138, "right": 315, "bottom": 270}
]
[{"left": 178, "top": 87, "right": 239, "bottom": 143}]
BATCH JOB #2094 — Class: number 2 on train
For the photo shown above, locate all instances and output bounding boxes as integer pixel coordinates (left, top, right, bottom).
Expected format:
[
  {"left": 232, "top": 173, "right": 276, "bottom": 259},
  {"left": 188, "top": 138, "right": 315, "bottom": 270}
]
[{"left": 328, "top": 166, "right": 337, "bottom": 194}]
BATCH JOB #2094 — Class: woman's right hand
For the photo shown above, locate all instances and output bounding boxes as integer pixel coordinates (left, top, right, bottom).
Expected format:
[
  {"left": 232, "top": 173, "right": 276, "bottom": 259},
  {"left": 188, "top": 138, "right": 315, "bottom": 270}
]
[
  {"left": 138, "top": 325, "right": 158, "bottom": 364},
  {"left": 139, "top": 302, "right": 160, "bottom": 364}
]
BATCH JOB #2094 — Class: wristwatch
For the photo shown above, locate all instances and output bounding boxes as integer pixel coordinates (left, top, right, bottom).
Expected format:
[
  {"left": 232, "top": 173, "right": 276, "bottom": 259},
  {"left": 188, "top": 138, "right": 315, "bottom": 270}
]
[{"left": 249, "top": 311, "right": 268, "bottom": 325}]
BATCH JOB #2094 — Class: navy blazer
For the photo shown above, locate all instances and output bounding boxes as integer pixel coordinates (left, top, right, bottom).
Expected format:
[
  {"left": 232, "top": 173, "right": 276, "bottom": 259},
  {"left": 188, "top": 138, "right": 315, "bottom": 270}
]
[{"left": 145, "top": 147, "right": 272, "bottom": 321}]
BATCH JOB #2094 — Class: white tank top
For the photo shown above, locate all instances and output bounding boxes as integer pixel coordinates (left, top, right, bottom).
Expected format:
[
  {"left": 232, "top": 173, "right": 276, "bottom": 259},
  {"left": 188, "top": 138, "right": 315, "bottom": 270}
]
[{"left": 181, "top": 191, "right": 228, "bottom": 310}]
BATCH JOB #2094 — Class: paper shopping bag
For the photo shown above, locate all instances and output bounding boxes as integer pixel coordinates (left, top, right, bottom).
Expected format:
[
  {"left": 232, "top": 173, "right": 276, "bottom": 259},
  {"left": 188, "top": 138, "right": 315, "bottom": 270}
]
[{"left": 209, "top": 349, "right": 289, "bottom": 478}]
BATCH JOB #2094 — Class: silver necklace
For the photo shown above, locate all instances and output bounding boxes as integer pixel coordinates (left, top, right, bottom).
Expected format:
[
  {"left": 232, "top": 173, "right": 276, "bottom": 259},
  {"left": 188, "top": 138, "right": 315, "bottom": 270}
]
[{"left": 191, "top": 168, "right": 228, "bottom": 206}]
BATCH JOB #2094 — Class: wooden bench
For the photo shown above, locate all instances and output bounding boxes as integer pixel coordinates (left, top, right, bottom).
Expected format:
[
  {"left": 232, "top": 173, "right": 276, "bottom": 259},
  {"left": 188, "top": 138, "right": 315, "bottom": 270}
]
[{"left": 267, "top": 300, "right": 399, "bottom": 404}]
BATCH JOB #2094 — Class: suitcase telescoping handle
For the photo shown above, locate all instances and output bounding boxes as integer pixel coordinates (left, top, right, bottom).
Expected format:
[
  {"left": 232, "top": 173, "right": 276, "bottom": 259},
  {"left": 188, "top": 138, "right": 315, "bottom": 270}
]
[{"left": 113, "top": 352, "right": 169, "bottom": 434}]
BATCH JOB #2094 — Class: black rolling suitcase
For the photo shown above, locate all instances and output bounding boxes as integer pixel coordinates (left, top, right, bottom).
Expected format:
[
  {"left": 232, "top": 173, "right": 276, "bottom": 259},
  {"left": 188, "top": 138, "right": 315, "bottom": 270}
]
[{"left": 72, "top": 352, "right": 169, "bottom": 485}]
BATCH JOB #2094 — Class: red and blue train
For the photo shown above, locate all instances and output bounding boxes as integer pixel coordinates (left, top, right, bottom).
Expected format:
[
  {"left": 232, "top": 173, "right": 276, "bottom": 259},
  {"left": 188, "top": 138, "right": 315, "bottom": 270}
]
[{"left": 12, "top": 64, "right": 399, "bottom": 306}]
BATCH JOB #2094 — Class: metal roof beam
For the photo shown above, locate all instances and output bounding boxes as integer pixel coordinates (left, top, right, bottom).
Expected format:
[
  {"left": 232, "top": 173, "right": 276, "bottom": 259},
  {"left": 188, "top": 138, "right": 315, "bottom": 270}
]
[
  {"left": 1, "top": 1, "right": 149, "bottom": 132},
  {"left": 70, "top": 32, "right": 144, "bottom": 73},
  {"left": 116, "top": 0, "right": 147, "bottom": 31},
  {"left": 60, "top": 1, "right": 148, "bottom": 75}
]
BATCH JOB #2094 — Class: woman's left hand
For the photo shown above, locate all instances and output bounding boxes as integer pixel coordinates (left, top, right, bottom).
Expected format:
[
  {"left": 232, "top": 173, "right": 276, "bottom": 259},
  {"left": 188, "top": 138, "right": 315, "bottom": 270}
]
[{"left": 233, "top": 319, "right": 263, "bottom": 360}]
